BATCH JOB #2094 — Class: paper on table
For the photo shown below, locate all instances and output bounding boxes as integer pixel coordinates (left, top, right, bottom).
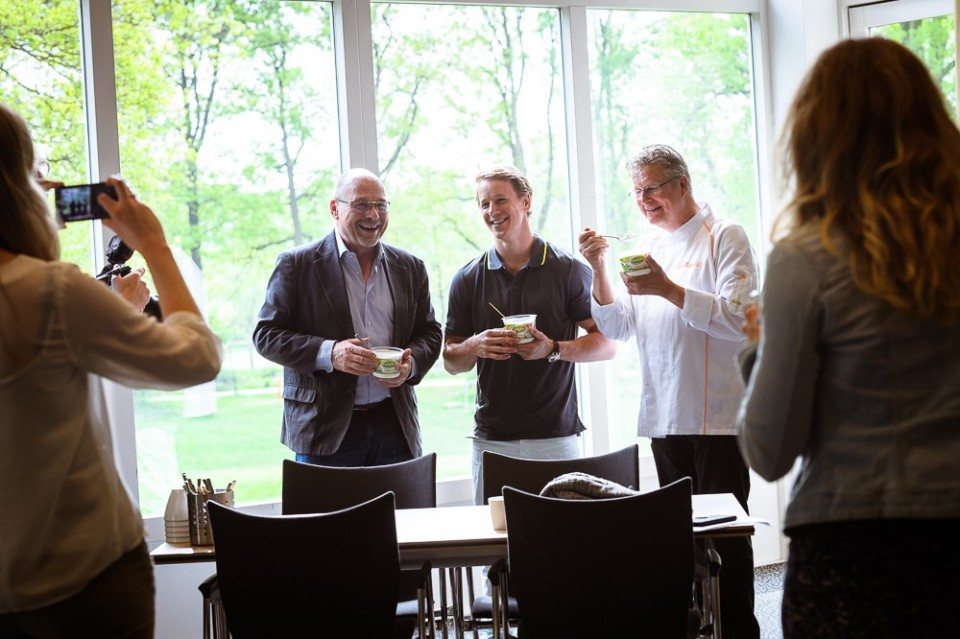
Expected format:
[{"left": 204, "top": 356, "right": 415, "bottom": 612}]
[{"left": 693, "top": 515, "right": 771, "bottom": 532}]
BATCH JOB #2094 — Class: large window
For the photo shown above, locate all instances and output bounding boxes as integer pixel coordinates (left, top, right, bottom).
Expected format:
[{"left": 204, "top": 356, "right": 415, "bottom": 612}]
[
  {"left": 3, "top": 0, "right": 768, "bottom": 515},
  {"left": 111, "top": 0, "right": 341, "bottom": 515},
  {"left": 371, "top": 3, "right": 571, "bottom": 478},
  {"left": 586, "top": 10, "right": 761, "bottom": 452},
  {"left": 0, "top": 0, "right": 92, "bottom": 268}
]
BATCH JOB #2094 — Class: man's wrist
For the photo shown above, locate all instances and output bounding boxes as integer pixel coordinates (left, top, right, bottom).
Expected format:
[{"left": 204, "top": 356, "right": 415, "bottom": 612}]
[
  {"left": 664, "top": 282, "right": 685, "bottom": 308},
  {"left": 466, "top": 334, "right": 480, "bottom": 357},
  {"left": 547, "top": 339, "right": 562, "bottom": 362}
]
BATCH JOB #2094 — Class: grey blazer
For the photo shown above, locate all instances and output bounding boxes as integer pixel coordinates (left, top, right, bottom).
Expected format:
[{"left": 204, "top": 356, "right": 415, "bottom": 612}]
[
  {"left": 737, "top": 225, "right": 960, "bottom": 530},
  {"left": 253, "top": 231, "right": 442, "bottom": 456}
]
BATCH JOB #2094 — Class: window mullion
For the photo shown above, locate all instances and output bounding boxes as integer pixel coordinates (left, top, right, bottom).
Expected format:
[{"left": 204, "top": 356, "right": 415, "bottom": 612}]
[
  {"left": 560, "top": 5, "right": 610, "bottom": 458},
  {"left": 79, "top": 0, "right": 140, "bottom": 505},
  {"left": 334, "top": 0, "right": 380, "bottom": 171},
  {"left": 749, "top": 11, "right": 776, "bottom": 260}
]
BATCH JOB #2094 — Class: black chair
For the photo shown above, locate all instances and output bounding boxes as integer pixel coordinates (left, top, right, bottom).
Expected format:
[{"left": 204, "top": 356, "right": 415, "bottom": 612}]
[
  {"left": 199, "top": 455, "right": 439, "bottom": 639},
  {"left": 281, "top": 453, "right": 437, "bottom": 513},
  {"left": 464, "top": 445, "right": 640, "bottom": 635},
  {"left": 206, "top": 492, "right": 420, "bottom": 638},
  {"left": 498, "top": 478, "right": 695, "bottom": 638},
  {"left": 281, "top": 454, "right": 439, "bottom": 639},
  {"left": 480, "top": 445, "right": 640, "bottom": 503}
]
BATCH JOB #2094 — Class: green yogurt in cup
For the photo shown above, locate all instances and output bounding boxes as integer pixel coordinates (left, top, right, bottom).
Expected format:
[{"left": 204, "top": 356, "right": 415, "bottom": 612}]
[
  {"left": 502, "top": 314, "right": 536, "bottom": 344},
  {"left": 619, "top": 253, "right": 651, "bottom": 277},
  {"left": 371, "top": 347, "right": 404, "bottom": 379}
]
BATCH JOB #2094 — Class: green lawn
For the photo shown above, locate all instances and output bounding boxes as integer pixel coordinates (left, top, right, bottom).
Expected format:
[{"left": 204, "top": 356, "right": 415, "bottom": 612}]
[{"left": 134, "top": 377, "right": 477, "bottom": 516}]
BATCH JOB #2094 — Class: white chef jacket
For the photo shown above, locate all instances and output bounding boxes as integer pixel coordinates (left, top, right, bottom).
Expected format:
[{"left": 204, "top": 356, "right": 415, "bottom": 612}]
[{"left": 592, "top": 204, "right": 757, "bottom": 437}]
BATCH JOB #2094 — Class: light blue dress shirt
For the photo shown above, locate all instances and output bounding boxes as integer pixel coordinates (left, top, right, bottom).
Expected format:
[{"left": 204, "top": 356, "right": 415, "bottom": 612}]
[{"left": 315, "top": 232, "right": 394, "bottom": 405}]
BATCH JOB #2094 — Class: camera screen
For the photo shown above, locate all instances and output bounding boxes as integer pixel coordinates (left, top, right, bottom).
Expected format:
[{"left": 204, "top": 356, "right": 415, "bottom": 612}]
[{"left": 55, "top": 183, "right": 117, "bottom": 222}]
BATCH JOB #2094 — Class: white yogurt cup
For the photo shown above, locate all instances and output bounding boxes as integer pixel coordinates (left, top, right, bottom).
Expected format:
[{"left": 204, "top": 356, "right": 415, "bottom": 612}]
[
  {"left": 502, "top": 314, "right": 536, "bottom": 344},
  {"left": 371, "top": 347, "right": 404, "bottom": 379}
]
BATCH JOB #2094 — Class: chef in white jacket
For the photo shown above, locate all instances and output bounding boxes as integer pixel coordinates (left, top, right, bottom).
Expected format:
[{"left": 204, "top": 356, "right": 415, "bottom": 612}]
[{"left": 579, "top": 144, "right": 759, "bottom": 639}]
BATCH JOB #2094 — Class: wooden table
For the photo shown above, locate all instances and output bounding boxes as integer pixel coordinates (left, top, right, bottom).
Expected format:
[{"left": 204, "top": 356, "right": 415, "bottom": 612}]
[{"left": 151, "top": 493, "right": 756, "bottom": 568}]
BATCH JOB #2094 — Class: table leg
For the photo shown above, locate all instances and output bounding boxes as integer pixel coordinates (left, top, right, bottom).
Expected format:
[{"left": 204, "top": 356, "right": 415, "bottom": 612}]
[{"left": 438, "top": 568, "right": 448, "bottom": 638}]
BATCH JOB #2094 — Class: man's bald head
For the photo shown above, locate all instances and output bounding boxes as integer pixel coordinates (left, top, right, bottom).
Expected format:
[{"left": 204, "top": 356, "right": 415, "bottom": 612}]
[{"left": 333, "top": 168, "right": 383, "bottom": 201}]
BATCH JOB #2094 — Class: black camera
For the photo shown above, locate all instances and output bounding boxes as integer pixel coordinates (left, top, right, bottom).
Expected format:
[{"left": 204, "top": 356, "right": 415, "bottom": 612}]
[
  {"left": 54, "top": 182, "right": 116, "bottom": 222},
  {"left": 95, "top": 235, "right": 163, "bottom": 320}
]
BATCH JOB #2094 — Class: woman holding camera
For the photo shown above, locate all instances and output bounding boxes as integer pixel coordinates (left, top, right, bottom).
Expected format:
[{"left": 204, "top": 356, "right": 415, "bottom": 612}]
[
  {"left": 737, "top": 40, "right": 960, "bottom": 637},
  {"left": 0, "top": 103, "right": 221, "bottom": 637}
]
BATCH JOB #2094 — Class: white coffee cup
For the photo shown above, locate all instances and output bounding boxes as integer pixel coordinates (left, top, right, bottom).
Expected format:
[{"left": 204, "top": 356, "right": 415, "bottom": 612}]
[{"left": 488, "top": 496, "right": 506, "bottom": 532}]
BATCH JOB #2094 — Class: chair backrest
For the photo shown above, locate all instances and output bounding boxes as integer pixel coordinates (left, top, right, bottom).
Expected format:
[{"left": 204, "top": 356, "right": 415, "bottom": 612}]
[
  {"left": 502, "top": 478, "right": 694, "bottom": 638},
  {"left": 481, "top": 445, "right": 639, "bottom": 503},
  {"left": 207, "top": 493, "right": 400, "bottom": 638},
  {"left": 281, "top": 452, "right": 436, "bottom": 514}
]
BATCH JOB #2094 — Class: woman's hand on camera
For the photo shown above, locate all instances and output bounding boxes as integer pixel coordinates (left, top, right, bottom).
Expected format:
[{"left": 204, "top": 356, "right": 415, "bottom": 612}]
[
  {"left": 38, "top": 179, "right": 64, "bottom": 193},
  {"left": 97, "top": 177, "right": 202, "bottom": 319},
  {"left": 112, "top": 267, "right": 151, "bottom": 313},
  {"left": 98, "top": 177, "right": 168, "bottom": 257}
]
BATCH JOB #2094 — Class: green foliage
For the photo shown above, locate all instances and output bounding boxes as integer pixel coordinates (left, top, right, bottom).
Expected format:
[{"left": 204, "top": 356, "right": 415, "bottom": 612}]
[
  {"left": 373, "top": 3, "right": 571, "bottom": 270},
  {"left": 590, "top": 11, "right": 758, "bottom": 240},
  {"left": 873, "top": 16, "right": 957, "bottom": 114},
  {"left": 0, "top": 0, "right": 85, "bottom": 178}
]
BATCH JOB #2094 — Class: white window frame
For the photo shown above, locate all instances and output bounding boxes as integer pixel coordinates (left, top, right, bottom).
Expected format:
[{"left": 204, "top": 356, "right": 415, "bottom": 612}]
[
  {"left": 845, "top": 0, "right": 954, "bottom": 35},
  {"left": 78, "top": 0, "right": 771, "bottom": 525}
]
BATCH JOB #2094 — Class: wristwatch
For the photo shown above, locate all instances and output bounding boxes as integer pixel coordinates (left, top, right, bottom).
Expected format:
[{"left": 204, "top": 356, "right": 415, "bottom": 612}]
[{"left": 547, "top": 339, "right": 562, "bottom": 363}]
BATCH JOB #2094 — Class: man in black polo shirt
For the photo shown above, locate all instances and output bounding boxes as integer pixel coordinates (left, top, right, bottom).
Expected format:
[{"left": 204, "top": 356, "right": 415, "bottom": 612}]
[{"left": 444, "top": 165, "right": 616, "bottom": 503}]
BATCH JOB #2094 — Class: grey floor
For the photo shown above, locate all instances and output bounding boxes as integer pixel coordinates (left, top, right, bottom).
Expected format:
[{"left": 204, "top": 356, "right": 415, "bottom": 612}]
[
  {"left": 418, "top": 562, "right": 786, "bottom": 639},
  {"left": 754, "top": 563, "right": 785, "bottom": 639}
]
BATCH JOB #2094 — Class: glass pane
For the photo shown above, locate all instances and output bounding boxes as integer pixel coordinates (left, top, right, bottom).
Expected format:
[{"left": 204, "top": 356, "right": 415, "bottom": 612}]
[
  {"left": 587, "top": 11, "right": 760, "bottom": 454},
  {"left": 372, "top": 4, "right": 570, "bottom": 480},
  {"left": 112, "top": 0, "right": 340, "bottom": 516},
  {"left": 0, "top": 0, "right": 92, "bottom": 268},
  {"left": 871, "top": 15, "right": 957, "bottom": 114}
]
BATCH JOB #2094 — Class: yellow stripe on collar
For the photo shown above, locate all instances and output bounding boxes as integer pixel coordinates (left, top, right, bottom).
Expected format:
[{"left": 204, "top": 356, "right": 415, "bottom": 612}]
[{"left": 485, "top": 242, "right": 547, "bottom": 269}]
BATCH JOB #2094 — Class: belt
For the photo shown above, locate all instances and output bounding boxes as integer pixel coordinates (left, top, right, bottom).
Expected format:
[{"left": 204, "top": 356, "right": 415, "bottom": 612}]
[{"left": 353, "top": 398, "right": 391, "bottom": 412}]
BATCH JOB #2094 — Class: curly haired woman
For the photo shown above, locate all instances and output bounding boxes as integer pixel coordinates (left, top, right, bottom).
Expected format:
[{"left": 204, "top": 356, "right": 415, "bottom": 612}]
[{"left": 738, "top": 39, "right": 960, "bottom": 638}]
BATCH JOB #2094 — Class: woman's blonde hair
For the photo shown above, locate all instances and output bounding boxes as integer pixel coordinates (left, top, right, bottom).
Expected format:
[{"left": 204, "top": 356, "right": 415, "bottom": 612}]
[
  {"left": 0, "top": 103, "right": 59, "bottom": 261},
  {"left": 778, "top": 38, "right": 960, "bottom": 318}
]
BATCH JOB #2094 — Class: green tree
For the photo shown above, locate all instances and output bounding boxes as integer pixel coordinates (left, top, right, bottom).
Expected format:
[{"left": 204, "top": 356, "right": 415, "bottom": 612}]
[
  {"left": 372, "top": 3, "right": 441, "bottom": 180},
  {"left": 590, "top": 12, "right": 757, "bottom": 235},
  {"left": 874, "top": 16, "right": 957, "bottom": 114},
  {"left": 152, "top": 0, "right": 243, "bottom": 270},
  {"left": 236, "top": 1, "right": 335, "bottom": 249},
  {"left": 592, "top": 11, "right": 640, "bottom": 232},
  {"left": 0, "top": 0, "right": 85, "bottom": 178}
]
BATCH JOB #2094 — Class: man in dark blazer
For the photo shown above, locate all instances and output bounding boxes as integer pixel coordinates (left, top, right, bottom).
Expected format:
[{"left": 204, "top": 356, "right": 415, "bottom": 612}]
[{"left": 253, "top": 168, "right": 442, "bottom": 465}]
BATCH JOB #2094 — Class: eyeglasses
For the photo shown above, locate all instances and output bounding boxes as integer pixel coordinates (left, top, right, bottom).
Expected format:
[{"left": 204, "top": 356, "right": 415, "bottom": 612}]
[
  {"left": 336, "top": 198, "right": 390, "bottom": 214},
  {"left": 629, "top": 176, "right": 678, "bottom": 199}
]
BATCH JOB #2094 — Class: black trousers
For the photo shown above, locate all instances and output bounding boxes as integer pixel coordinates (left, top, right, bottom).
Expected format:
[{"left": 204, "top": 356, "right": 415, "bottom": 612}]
[
  {"left": 783, "top": 519, "right": 960, "bottom": 639},
  {"left": 0, "top": 542, "right": 154, "bottom": 639},
  {"left": 651, "top": 435, "right": 760, "bottom": 639}
]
